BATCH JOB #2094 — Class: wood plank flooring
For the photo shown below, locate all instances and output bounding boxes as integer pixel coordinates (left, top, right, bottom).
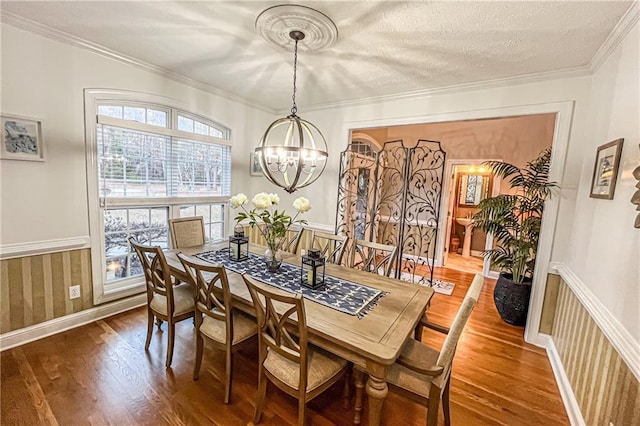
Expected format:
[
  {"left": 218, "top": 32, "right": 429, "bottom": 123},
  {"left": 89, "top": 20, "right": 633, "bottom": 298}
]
[{"left": 1, "top": 268, "right": 569, "bottom": 425}]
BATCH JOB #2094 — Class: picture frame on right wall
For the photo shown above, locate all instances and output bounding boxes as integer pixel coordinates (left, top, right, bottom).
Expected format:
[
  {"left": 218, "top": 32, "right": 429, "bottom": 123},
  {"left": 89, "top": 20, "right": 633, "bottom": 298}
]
[{"left": 590, "top": 138, "right": 624, "bottom": 200}]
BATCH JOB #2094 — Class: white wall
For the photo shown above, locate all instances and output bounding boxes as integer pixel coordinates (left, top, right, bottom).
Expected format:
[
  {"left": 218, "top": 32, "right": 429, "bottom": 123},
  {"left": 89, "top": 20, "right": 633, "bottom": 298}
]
[
  {"left": 0, "top": 23, "right": 272, "bottom": 245},
  {"left": 565, "top": 21, "right": 640, "bottom": 343}
]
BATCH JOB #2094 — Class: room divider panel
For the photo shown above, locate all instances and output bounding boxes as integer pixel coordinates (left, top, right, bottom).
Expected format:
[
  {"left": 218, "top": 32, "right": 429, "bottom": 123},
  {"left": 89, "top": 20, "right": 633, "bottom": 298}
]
[{"left": 336, "top": 139, "right": 446, "bottom": 285}]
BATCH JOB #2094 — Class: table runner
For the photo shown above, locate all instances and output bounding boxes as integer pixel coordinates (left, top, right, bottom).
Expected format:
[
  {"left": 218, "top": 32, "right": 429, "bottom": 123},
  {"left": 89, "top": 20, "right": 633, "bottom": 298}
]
[{"left": 195, "top": 249, "right": 385, "bottom": 318}]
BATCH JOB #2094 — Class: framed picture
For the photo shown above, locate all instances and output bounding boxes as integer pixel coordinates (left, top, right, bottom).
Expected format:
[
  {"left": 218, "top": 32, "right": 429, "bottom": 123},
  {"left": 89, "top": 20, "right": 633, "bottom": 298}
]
[
  {"left": 1, "top": 115, "right": 45, "bottom": 161},
  {"left": 590, "top": 138, "right": 624, "bottom": 199},
  {"left": 250, "top": 152, "right": 263, "bottom": 176}
]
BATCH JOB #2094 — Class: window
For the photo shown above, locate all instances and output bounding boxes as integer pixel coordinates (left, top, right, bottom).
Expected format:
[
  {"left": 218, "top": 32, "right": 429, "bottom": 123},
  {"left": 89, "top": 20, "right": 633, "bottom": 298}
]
[
  {"left": 86, "top": 91, "right": 231, "bottom": 304},
  {"left": 104, "top": 207, "right": 169, "bottom": 281},
  {"left": 179, "top": 203, "right": 225, "bottom": 242}
]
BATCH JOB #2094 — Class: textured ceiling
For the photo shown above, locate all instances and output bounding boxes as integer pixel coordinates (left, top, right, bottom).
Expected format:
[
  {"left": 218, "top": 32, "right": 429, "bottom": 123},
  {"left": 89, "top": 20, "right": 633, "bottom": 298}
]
[{"left": 1, "top": 1, "right": 632, "bottom": 111}]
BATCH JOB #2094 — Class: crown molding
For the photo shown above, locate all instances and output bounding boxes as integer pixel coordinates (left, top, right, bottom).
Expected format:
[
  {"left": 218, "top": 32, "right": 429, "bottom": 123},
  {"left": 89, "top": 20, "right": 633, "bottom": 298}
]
[
  {"left": 3, "top": 4, "right": 634, "bottom": 116},
  {"left": 295, "top": 66, "right": 590, "bottom": 114},
  {"left": 589, "top": 1, "right": 640, "bottom": 72},
  {"left": 0, "top": 11, "right": 275, "bottom": 114}
]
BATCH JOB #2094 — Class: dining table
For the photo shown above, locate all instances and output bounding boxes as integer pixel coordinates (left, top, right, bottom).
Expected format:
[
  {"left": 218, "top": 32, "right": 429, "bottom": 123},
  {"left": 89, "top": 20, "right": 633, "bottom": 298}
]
[{"left": 165, "top": 242, "right": 434, "bottom": 426}]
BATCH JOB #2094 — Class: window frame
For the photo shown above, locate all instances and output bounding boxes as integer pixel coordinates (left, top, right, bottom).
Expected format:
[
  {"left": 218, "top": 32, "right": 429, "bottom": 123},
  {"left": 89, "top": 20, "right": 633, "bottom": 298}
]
[{"left": 85, "top": 89, "right": 231, "bottom": 304}]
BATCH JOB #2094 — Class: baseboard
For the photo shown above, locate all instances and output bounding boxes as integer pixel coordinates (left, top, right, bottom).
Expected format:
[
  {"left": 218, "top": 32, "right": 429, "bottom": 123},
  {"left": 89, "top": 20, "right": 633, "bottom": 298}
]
[
  {"left": 539, "top": 334, "right": 586, "bottom": 426},
  {"left": 0, "top": 293, "right": 146, "bottom": 351},
  {"left": 486, "top": 270, "right": 499, "bottom": 279},
  {"left": 549, "top": 262, "right": 640, "bottom": 382}
]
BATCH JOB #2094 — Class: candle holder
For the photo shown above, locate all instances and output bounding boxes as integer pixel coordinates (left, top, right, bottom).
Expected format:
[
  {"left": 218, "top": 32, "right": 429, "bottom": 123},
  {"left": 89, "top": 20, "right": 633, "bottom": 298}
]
[
  {"left": 229, "top": 226, "right": 249, "bottom": 262},
  {"left": 301, "top": 248, "right": 325, "bottom": 289}
]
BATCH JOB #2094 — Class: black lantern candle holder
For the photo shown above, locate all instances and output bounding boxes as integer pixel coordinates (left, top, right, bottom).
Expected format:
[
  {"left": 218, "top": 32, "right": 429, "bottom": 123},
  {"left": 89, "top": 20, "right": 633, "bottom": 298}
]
[
  {"left": 301, "top": 248, "right": 325, "bottom": 289},
  {"left": 229, "top": 226, "right": 249, "bottom": 261}
]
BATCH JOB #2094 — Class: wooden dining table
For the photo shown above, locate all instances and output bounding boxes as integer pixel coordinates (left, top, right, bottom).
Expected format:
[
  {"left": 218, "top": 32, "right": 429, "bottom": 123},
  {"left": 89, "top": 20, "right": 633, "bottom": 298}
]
[{"left": 165, "top": 243, "right": 434, "bottom": 426}]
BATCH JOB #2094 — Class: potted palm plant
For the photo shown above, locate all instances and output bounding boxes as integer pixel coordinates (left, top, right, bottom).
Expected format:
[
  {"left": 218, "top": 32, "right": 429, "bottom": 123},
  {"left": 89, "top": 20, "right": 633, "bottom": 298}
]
[{"left": 472, "top": 148, "right": 556, "bottom": 326}]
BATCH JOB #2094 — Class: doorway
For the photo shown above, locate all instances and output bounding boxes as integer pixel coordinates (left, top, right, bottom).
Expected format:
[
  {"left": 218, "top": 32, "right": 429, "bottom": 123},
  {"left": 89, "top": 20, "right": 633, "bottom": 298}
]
[
  {"left": 440, "top": 160, "right": 501, "bottom": 276},
  {"left": 340, "top": 104, "right": 570, "bottom": 345}
]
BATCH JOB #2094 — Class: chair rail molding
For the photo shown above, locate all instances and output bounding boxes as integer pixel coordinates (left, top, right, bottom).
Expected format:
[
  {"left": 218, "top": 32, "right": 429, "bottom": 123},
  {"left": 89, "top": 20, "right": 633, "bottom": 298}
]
[
  {"left": 305, "top": 222, "right": 335, "bottom": 233},
  {"left": 549, "top": 261, "right": 640, "bottom": 383},
  {"left": 0, "top": 236, "right": 91, "bottom": 260}
]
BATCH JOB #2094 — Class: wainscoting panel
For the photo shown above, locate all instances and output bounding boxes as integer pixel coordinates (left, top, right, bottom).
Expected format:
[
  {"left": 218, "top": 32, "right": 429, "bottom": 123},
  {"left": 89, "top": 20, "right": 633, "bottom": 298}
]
[
  {"left": 0, "top": 249, "right": 93, "bottom": 334},
  {"left": 551, "top": 278, "right": 639, "bottom": 425}
]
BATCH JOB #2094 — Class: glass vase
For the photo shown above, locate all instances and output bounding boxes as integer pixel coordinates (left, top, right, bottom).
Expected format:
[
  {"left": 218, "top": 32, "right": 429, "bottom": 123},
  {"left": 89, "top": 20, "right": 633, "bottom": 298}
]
[{"left": 264, "top": 237, "right": 283, "bottom": 272}]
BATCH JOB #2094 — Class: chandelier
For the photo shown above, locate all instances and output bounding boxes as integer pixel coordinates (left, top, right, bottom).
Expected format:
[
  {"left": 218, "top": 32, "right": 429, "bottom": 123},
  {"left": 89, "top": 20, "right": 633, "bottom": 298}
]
[{"left": 254, "top": 5, "right": 336, "bottom": 193}]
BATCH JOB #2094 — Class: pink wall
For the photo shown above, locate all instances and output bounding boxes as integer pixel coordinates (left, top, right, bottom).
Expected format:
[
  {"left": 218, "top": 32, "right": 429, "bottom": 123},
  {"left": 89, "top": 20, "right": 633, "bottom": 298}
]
[{"left": 359, "top": 113, "right": 556, "bottom": 167}]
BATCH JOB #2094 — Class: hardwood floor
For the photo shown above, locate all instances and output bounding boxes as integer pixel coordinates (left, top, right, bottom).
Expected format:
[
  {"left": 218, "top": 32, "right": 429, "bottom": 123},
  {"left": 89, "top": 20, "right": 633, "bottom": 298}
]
[
  {"left": 1, "top": 268, "right": 569, "bottom": 425},
  {"left": 443, "top": 253, "right": 484, "bottom": 275}
]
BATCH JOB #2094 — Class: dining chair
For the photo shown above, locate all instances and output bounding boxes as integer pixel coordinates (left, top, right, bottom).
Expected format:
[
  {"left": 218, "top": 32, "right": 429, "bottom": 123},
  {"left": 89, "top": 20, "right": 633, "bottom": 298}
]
[
  {"left": 309, "top": 230, "right": 348, "bottom": 265},
  {"left": 177, "top": 253, "right": 257, "bottom": 404},
  {"left": 281, "top": 226, "right": 304, "bottom": 254},
  {"left": 240, "top": 225, "right": 302, "bottom": 254},
  {"left": 242, "top": 274, "right": 348, "bottom": 426},
  {"left": 353, "top": 273, "right": 484, "bottom": 426},
  {"left": 350, "top": 239, "right": 399, "bottom": 277},
  {"left": 168, "top": 216, "right": 206, "bottom": 249},
  {"left": 129, "top": 237, "right": 195, "bottom": 368}
]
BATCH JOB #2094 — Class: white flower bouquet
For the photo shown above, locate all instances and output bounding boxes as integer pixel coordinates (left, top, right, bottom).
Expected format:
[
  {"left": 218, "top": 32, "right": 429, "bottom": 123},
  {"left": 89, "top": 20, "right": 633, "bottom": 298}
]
[{"left": 230, "top": 192, "right": 311, "bottom": 270}]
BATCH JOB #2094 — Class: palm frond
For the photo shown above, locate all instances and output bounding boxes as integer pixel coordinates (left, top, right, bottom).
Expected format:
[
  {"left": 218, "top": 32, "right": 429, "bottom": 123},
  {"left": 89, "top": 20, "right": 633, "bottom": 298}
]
[{"left": 475, "top": 148, "right": 557, "bottom": 279}]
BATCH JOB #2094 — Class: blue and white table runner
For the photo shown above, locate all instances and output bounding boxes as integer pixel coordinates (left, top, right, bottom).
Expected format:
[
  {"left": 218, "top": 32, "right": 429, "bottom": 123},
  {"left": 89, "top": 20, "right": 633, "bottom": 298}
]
[{"left": 195, "top": 249, "right": 385, "bottom": 318}]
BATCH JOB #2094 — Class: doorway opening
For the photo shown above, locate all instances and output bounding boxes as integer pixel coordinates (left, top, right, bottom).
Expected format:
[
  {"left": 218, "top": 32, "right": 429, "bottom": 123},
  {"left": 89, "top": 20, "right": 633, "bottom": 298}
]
[
  {"left": 441, "top": 161, "right": 500, "bottom": 276},
  {"left": 344, "top": 113, "right": 556, "bottom": 279}
]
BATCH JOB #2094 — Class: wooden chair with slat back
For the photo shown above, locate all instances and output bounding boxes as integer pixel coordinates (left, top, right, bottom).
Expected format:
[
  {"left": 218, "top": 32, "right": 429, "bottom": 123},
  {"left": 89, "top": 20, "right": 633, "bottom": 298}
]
[
  {"left": 128, "top": 238, "right": 195, "bottom": 368},
  {"left": 240, "top": 225, "right": 302, "bottom": 254},
  {"left": 242, "top": 274, "right": 348, "bottom": 426},
  {"left": 169, "top": 216, "right": 206, "bottom": 249},
  {"left": 309, "top": 230, "right": 348, "bottom": 265},
  {"left": 350, "top": 239, "right": 399, "bottom": 277},
  {"left": 177, "top": 253, "right": 257, "bottom": 403},
  {"left": 353, "top": 274, "right": 485, "bottom": 426},
  {"left": 281, "top": 226, "right": 304, "bottom": 254}
]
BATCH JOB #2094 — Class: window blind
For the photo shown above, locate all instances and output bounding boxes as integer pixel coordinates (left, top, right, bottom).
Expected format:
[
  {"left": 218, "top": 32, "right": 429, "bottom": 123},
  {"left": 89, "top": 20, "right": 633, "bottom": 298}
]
[{"left": 97, "top": 124, "right": 231, "bottom": 199}]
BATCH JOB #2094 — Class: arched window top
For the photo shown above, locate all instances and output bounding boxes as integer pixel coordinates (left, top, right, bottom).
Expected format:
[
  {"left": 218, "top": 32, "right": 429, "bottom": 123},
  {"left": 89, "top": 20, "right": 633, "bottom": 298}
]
[
  {"left": 349, "top": 140, "right": 376, "bottom": 157},
  {"left": 97, "top": 101, "right": 230, "bottom": 140}
]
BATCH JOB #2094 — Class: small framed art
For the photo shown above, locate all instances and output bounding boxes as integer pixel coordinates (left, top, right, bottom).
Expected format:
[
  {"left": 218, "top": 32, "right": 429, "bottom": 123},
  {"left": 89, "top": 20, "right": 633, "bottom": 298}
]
[
  {"left": 590, "top": 138, "right": 624, "bottom": 199},
  {"left": 250, "top": 152, "right": 262, "bottom": 176},
  {"left": 1, "top": 115, "right": 45, "bottom": 161}
]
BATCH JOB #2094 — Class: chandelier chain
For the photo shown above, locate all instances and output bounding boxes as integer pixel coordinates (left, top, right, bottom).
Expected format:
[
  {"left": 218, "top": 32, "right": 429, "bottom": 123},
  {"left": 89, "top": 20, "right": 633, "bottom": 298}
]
[{"left": 291, "top": 38, "right": 298, "bottom": 116}]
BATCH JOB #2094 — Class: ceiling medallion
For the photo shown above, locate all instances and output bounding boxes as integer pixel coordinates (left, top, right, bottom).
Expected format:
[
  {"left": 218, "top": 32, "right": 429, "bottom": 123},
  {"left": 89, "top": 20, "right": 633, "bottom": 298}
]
[{"left": 255, "top": 4, "right": 338, "bottom": 52}]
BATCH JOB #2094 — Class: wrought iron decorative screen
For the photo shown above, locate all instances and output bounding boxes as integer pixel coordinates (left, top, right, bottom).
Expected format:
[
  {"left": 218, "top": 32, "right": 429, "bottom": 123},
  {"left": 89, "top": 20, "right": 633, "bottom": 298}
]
[{"left": 336, "top": 139, "right": 446, "bottom": 285}]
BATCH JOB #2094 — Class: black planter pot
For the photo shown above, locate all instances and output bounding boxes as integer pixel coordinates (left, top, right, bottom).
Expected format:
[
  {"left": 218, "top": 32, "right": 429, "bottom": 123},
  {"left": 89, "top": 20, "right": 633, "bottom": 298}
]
[{"left": 493, "top": 273, "right": 532, "bottom": 326}]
